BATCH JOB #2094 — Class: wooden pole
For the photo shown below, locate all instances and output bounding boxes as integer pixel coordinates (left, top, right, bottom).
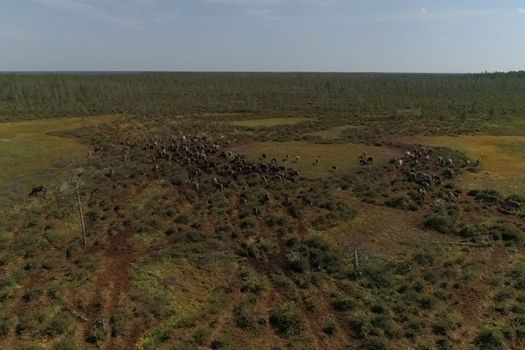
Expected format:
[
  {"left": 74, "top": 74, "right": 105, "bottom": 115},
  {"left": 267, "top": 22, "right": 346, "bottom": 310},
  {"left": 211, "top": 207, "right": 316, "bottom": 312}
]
[
  {"left": 75, "top": 172, "right": 87, "bottom": 247},
  {"left": 353, "top": 248, "right": 359, "bottom": 272}
]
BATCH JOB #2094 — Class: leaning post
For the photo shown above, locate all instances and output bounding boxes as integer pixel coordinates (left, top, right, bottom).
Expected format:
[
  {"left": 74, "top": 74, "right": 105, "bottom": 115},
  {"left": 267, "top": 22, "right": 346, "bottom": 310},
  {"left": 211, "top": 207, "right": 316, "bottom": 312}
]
[
  {"left": 75, "top": 170, "right": 87, "bottom": 247},
  {"left": 353, "top": 248, "right": 359, "bottom": 272}
]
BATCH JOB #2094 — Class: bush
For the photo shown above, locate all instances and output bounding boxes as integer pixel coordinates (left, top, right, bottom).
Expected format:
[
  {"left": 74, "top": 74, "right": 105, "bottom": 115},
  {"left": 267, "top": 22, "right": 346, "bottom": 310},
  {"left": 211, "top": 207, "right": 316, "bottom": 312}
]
[
  {"left": 192, "top": 328, "right": 209, "bottom": 346},
  {"left": 234, "top": 304, "right": 256, "bottom": 329},
  {"left": 322, "top": 317, "right": 337, "bottom": 335},
  {"left": 385, "top": 196, "right": 407, "bottom": 209},
  {"left": 109, "top": 311, "right": 126, "bottom": 337},
  {"left": 432, "top": 314, "right": 456, "bottom": 336},
  {"left": 474, "top": 325, "right": 504, "bottom": 349},
  {"left": 459, "top": 224, "right": 484, "bottom": 239},
  {"left": 287, "top": 235, "right": 341, "bottom": 274},
  {"left": 489, "top": 222, "right": 523, "bottom": 242},
  {"left": 0, "top": 316, "right": 12, "bottom": 337},
  {"left": 16, "top": 310, "right": 46, "bottom": 336},
  {"left": 507, "top": 263, "right": 525, "bottom": 289},
  {"left": 42, "top": 313, "right": 70, "bottom": 337},
  {"left": 0, "top": 231, "right": 13, "bottom": 249},
  {"left": 239, "top": 270, "right": 265, "bottom": 294},
  {"left": 270, "top": 302, "right": 304, "bottom": 337},
  {"left": 418, "top": 296, "right": 438, "bottom": 310},
  {"left": 332, "top": 295, "right": 355, "bottom": 311},
  {"left": 424, "top": 213, "right": 455, "bottom": 234},
  {"left": 367, "top": 337, "right": 389, "bottom": 350},
  {"left": 468, "top": 189, "right": 500, "bottom": 204},
  {"left": 52, "top": 338, "right": 75, "bottom": 350}
]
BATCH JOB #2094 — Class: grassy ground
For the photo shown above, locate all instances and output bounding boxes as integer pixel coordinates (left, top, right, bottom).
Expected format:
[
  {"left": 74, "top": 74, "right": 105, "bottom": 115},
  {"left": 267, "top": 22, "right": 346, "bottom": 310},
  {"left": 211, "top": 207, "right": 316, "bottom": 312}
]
[
  {"left": 0, "top": 115, "right": 118, "bottom": 189},
  {"left": 233, "top": 141, "right": 397, "bottom": 178},
  {"left": 306, "top": 125, "right": 367, "bottom": 140},
  {"left": 412, "top": 135, "right": 525, "bottom": 195},
  {"left": 228, "top": 117, "right": 312, "bottom": 128}
]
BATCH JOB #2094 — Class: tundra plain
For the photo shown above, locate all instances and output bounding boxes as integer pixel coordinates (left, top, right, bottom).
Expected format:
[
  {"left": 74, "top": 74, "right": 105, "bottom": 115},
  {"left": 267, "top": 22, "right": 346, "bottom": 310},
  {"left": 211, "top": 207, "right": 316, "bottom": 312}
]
[{"left": 1, "top": 73, "right": 525, "bottom": 350}]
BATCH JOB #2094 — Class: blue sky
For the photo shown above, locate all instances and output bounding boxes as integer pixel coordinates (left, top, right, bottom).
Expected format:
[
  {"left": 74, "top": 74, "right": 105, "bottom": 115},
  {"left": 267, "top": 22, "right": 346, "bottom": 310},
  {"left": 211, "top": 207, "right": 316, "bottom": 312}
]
[{"left": 1, "top": 0, "right": 524, "bottom": 72}]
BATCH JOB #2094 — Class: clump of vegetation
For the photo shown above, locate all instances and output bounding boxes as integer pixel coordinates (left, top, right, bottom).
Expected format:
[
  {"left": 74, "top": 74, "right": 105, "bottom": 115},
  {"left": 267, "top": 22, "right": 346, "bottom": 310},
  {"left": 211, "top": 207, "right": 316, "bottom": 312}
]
[
  {"left": 468, "top": 189, "right": 500, "bottom": 205},
  {"left": 459, "top": 224, "right": 486, "bottom": 240},
  {"left": 322, "top": 317, "right": 337, "bottom": 335},
  {"left": 385, "top": 196, "right": 409, "bottom": 209},
  {"left": 287, "top": 235, "right": 341, "bottom": 274},
  {"left": 424, "top": 211, "right": 456, "bottom": 234},
  {"left": 489, "top": 222, "right": 523, "bottom": 242},
  {"left": 270, "top": 302, "right": 304, "bottom": 337},
  {"left": 332, "top": 295, "right": 355, "bottom": 311},
  {"left": 474, "top": 325, "right": 504, "bottom": 349}
]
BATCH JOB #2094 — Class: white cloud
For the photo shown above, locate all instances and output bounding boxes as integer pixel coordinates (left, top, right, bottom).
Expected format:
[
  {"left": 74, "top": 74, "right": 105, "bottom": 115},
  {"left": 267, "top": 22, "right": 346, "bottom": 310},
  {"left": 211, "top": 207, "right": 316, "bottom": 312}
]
[
  {"left": 421, "top": 8, "right": 427, "bottom": 14},
  {"left": 519, "top": 8, "right": 525, "bottom": 14}
]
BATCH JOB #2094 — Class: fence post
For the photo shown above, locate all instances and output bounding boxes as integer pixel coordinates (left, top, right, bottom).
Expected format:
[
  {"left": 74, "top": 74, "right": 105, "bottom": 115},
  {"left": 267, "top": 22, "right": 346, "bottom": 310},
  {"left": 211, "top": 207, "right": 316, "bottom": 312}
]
[{"left": 75, "top": 171, "right": 87, "bottom": 247}]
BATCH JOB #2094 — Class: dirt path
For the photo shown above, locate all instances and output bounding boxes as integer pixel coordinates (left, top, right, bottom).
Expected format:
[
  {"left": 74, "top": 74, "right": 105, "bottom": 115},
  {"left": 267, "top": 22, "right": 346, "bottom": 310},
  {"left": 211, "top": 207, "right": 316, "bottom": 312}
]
[
  {"left": 452, "top": 245, "right": 510, "bottom": 348},
  {"left": 83, "top": 230, "right": 137, "bottom": 349}
]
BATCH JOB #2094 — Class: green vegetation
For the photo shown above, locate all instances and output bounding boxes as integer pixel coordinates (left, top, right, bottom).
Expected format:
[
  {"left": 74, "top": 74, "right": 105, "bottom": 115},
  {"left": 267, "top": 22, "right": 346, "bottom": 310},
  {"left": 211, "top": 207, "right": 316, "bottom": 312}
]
[{"left": 270, "top": 302, "right": 304, "bottom": 337}]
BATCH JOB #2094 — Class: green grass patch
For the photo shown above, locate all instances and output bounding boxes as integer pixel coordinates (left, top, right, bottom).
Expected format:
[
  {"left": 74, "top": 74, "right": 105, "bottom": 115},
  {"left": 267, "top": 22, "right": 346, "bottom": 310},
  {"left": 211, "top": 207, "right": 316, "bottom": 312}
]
[{"left": 234, "top": 141, "right": 396, "bottom": 179}]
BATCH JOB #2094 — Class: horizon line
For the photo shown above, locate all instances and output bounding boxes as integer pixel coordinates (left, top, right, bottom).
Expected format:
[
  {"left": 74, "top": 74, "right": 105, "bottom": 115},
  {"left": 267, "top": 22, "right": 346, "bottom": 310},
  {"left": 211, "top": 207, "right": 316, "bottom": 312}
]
[{"left": 0, "top": 70, "right": 523, "bottom": 75}]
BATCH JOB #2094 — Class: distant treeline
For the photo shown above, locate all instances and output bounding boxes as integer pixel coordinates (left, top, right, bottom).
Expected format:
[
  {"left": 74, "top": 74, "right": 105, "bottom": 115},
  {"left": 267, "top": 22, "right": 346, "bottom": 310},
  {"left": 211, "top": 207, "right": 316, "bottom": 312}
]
[{"left": 1, "top": 72, "right": 525, "bottom": 120}]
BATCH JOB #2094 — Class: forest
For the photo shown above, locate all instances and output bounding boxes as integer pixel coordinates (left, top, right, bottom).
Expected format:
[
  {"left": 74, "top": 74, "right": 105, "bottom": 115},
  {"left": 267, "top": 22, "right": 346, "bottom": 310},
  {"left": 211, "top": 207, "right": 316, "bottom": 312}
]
[{"left": 2, "top": 72, "right": 525, "bottom": 121}]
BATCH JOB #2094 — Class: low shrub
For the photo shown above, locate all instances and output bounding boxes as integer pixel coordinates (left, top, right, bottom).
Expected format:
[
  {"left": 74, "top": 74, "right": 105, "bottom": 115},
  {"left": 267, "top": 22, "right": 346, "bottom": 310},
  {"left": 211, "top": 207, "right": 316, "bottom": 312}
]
[
  {"left": 424, "top": 213, "right": 455, "bottom": 234},
  {"left": 459, "top": 224, "right": 485, "bottom": 239},
  {"left": 269, "top": 302, "right": 304, "bottom": 337},
  {"left": 322, "top": 317, "right": 337, "bottom": 335},
  {"left": 489, "top": 222, "right": 523, "bottom": 242},
  {"left": 432, "top": 314, "right": 457, "bottom": 336},
  {"left": 332, "top": 295, "right": 355, "bottom": 311},
  {"left": 468, "top": 189, "right": 500, "bottom": 204},
  {"left": 474, "top": 325, "right": 504, "bottom": 349},
  {"left": 52, "top": 337, "right": 75, "bottom": 350},
  {"left": 42, "top": 313, "right": 70, "bottom": 337},
  {"left": 385, "top": 196, "right": 407, "bottom": 209}
]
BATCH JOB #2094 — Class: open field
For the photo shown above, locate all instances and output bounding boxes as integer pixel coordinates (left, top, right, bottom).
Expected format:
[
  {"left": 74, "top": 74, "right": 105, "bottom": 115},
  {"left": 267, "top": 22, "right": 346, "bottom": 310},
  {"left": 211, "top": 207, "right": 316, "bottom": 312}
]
[
  {"left": 0, "top": 116, "right": 119, "bottom": 210},
  {"left": 2, "top": 73, "right": 525, "bottom": 350},
  {"left": 234, "top": 141, "right": 397, "bottom": 178}
]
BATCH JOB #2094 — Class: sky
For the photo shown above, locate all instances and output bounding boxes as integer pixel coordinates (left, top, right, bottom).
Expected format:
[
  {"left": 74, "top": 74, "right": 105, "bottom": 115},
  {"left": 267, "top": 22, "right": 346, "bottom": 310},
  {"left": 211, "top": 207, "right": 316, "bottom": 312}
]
[{"left": 1, "top": 0, "right": 524, "bottom": 72}]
